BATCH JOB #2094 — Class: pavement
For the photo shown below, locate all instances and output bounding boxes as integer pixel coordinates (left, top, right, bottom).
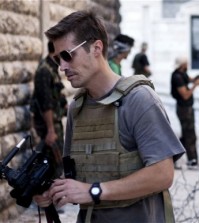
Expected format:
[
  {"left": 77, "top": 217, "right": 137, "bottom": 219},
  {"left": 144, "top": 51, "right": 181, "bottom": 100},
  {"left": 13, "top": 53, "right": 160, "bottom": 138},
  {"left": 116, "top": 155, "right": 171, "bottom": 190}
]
[
  {"left": 170, "top": 157, "right": 199, "bottom": 223},
  {"left": 6, "top": 203, "right": 79, "bottom": 223}
]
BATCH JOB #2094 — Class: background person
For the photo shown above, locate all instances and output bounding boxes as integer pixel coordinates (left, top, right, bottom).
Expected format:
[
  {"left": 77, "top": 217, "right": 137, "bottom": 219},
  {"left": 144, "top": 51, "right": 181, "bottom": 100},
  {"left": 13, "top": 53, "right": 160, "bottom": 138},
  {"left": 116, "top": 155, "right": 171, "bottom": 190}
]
[
  {"left": 108, "top": 34, "right": 134, "bottom": 75},
  {"left": 30, "top": 41, "right": 68, "bottom": 178},
  {"left": 34, "top": 10, "right": 185, "bottom": 223},
  {"left": 171, "top": 57, "right": 199, "bottom": 168},
  {"left": 132, "top": 42, "right": 151, "bottom": 77}
]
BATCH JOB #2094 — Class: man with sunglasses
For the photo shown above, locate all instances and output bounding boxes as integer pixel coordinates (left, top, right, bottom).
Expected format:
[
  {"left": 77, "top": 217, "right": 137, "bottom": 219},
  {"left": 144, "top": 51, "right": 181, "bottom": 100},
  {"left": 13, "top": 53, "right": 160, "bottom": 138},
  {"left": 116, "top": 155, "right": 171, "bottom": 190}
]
[{"left": 34, "top": 10, "right": 185, "bottom": 223}]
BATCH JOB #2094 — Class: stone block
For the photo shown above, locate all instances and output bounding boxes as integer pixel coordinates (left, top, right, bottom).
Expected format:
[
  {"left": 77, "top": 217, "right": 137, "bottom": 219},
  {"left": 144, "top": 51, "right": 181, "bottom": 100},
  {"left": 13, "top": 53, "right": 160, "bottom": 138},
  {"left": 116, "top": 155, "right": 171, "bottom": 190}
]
[
  {"left": 0, "top": 0, "right": 39, "bottom": 17},
  {"left": 0, "top": 10, "right": 39, "bottom": 36},
  {"left": 0, "top": 61, "right": 38, "bottom": 84},
  {"left": 0, "top": 106, "right": 31, "bottom": 135},
  {"left": 0, "top": 34, "right": 42, "bottom": 61},
  {"left": 0, "top": 83, "right": 33, "bottom": 108},
  {"left": 50, "top": 4, "right": 75, "bottom": 22},
  {"left": 0, "top": 132, "right": 31, "bottom": 158}
]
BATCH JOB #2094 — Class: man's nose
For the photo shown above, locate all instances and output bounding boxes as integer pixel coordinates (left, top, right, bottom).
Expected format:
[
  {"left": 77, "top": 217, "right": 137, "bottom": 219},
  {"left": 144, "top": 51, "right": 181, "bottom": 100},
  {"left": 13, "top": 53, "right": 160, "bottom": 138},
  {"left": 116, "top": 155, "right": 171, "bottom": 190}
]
[{"left": 59, "top": 58, "right": 70, "bottom": 72}]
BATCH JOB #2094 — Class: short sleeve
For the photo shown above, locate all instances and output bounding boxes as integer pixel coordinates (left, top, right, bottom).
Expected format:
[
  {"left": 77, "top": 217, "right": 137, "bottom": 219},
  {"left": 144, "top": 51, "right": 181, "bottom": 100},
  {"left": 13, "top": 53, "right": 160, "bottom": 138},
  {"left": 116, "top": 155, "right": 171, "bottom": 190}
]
[{"left": 118, "top": 85, "right": 185, "bottom": 166}]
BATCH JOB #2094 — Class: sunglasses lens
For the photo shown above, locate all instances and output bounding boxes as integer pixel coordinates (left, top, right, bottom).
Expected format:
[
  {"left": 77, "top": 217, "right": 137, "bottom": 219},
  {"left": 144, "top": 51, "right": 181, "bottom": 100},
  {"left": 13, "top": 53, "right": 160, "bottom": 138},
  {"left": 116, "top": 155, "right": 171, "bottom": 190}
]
[
  {"left": 53, "top": 50, "right": 72, "bottom": 66},
  {"left": 60, "top": 51, "right": 72, "bottom": 62},
  {"left": 53, "top": 56, "right": 60, "bottom": 65}
]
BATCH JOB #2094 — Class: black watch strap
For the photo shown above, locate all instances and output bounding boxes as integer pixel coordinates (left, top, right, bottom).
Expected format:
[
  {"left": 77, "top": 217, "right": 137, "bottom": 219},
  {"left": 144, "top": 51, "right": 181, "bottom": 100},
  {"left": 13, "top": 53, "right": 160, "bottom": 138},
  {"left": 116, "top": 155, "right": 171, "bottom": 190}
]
[{"left": 89, "top": 182, "right": 102, "bottom": 205}]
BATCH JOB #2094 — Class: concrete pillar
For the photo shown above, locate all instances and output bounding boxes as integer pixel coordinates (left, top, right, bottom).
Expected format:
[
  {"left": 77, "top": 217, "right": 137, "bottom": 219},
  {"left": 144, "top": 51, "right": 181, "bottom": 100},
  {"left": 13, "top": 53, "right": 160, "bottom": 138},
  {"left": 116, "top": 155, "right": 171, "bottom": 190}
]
[
  {"left": 39, "top": 0, "right": 50, "bottom": 57},
  {"left": 142, "top": 5, "right": 150, "bottom": 43}
]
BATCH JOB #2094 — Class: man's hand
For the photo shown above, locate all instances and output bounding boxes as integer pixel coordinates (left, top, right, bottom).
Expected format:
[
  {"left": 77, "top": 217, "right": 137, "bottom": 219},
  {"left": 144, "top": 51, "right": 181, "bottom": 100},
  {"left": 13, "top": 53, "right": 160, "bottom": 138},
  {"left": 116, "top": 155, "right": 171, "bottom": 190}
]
[
  {"left": 43, "top": 110, "right": 58, "bottom": 146},
  {"left": 49, "top": 179, "right": 92, "bottom": 208},
  {"left": 45, "top": 130, "right": 58, "bottom": 146},
  {"left": 100, "top": 158, "right": 174, "bottom": 201},
  {"left": 47, "top": 158, "right": 174, "bottom": 209},
  {"left": 33, "top": 192, "right": 52, "bottom": 208}
]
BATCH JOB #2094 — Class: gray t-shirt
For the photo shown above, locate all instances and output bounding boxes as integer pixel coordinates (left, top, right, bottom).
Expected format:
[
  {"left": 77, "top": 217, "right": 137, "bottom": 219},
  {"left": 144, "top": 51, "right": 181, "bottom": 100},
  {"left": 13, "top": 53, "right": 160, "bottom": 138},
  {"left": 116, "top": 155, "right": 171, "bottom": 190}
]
[{"left": 64, "top": 85, "right": 185, "bottom": 223}]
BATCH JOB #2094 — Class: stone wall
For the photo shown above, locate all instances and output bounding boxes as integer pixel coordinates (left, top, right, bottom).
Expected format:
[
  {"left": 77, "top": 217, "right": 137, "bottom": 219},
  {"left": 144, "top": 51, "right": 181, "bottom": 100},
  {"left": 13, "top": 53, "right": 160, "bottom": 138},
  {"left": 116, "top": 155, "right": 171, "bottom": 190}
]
[{"left": 0, "top": 0, "right": 121, "bottom": 220}]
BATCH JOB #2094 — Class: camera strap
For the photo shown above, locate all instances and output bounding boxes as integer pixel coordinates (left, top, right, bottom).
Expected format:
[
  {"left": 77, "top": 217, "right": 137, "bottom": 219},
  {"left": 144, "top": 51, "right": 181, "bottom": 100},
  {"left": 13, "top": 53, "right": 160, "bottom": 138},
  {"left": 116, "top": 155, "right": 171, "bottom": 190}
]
[
  {"left": 37, "top": 204, "right": 62, "bottom": 223},
  {"left": 44, "top": 204, "right": 62, "bottom": 223},
  {"left": 37, "top": 206, "right": 42, "bottom": 223}
]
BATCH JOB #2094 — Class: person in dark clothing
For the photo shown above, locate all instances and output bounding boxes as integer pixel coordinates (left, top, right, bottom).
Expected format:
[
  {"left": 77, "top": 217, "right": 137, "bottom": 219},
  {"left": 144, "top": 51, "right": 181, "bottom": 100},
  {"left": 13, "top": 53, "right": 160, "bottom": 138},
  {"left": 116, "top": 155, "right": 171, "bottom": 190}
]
[
  {"left": 132, "top": 42, "right": 151, "bottom": 77},
  {"left": 171, "top": 57, "right": 199, "bottom": 168},
  {"left": 30, "top": 41, "right": 68, "bottom": 178}
]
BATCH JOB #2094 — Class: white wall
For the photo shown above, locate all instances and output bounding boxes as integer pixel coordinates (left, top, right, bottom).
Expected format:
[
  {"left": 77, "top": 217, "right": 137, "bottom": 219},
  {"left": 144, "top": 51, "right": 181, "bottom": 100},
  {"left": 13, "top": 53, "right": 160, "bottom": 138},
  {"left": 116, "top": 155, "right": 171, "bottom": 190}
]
[
  {"left": 119, "top": 0, "right": 199, "bottom": 137},
  {"left": 120, "top": 0, "right": 199, "bottom": 86}
]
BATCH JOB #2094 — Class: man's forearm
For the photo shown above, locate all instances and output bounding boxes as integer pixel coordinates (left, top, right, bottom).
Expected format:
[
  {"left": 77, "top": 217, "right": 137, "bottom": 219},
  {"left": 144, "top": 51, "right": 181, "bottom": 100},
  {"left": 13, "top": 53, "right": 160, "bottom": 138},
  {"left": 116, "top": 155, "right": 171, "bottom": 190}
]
[
  {"left": 178, "top": 85, "right": 196, "bottom": 100},
  {"left": 100, "top": 158, "right": 174, "bottom": 201},
  {"left": 43, "top": 110, "right": 55, "bottom": 133}
]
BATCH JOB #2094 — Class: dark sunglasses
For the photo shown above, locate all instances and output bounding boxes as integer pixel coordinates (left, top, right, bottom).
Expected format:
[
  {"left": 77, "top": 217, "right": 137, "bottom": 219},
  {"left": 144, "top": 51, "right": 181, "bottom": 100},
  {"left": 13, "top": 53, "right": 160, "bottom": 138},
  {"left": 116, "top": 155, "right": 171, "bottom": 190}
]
[{"left": 53, "top": 40, "right": 87, "bottom": 65}]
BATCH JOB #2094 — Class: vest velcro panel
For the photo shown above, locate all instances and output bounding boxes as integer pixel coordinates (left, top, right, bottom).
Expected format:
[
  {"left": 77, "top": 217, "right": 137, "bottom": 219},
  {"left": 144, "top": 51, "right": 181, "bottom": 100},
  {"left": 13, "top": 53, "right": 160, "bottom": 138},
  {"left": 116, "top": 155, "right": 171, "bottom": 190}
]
[{"left": 71, "top": 102, "right": 145, "bottom": 208}]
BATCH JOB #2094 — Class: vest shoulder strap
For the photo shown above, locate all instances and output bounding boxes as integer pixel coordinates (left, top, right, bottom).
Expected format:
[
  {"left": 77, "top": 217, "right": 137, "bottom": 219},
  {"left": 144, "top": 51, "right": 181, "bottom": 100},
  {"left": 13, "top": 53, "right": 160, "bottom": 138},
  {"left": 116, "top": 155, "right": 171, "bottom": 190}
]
[
  {"left": 72, "top": 88, "right": 87, "bottom": 117},
  {"left": 117, "top": 74, "right": 154, "bottom": 93},
  {"left": 98, "top": 74, "right": 154, "bottom": 105}
]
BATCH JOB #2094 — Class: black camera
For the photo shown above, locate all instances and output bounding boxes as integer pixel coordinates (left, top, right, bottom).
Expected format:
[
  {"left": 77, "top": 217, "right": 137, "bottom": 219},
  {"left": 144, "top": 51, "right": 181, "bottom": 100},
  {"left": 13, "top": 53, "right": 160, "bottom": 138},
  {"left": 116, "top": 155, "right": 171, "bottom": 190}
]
[{"left": 0, "top": 136, "right": 53, "bottom": 208}]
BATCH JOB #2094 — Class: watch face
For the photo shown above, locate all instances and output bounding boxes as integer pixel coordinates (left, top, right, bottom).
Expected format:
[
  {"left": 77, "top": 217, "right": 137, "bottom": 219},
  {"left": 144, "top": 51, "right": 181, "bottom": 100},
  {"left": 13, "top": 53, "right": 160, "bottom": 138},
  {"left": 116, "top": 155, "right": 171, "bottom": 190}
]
[{"left": 91, "top": 187, "right": 100, "bottom": 195}]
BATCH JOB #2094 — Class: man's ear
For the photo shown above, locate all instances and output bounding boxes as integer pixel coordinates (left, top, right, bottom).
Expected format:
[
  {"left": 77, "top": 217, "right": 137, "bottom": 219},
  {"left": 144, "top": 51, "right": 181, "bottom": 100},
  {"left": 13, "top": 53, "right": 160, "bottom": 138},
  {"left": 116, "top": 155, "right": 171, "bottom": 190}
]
[{"left": 93, "top": 40, "right": 103, "bottom": 57}]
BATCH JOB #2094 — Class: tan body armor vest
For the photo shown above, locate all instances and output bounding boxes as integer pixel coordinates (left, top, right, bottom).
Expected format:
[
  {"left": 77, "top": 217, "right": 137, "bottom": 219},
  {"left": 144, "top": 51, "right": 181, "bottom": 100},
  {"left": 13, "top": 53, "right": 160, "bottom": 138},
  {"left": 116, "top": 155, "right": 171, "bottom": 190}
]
[{"left": 70, "top": 75, "right": 174, "bottom": 222}]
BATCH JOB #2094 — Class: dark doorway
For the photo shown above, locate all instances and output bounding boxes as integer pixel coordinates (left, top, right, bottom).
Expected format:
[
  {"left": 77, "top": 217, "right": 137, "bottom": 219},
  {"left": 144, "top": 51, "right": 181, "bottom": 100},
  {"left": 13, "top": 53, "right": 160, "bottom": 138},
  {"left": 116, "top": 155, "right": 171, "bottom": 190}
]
[{"left": 191, "top": 16, "right": 199, "bottom": 69}]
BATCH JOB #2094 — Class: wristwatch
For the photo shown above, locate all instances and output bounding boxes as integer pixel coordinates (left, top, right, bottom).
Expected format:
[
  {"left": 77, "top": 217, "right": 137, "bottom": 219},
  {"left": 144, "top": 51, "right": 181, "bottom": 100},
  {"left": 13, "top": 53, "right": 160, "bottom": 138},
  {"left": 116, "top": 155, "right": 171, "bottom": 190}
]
[{"left": 89, "top": 182, "right": 102, "bottom": 204}]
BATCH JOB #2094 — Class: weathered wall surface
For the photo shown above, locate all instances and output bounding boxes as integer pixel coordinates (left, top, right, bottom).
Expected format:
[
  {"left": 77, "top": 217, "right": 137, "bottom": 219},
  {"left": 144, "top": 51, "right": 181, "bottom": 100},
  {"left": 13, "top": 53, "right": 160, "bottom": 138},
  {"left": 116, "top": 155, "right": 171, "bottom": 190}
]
[{"left": 0, "top": 0, "right": 121, "bottom": 220}]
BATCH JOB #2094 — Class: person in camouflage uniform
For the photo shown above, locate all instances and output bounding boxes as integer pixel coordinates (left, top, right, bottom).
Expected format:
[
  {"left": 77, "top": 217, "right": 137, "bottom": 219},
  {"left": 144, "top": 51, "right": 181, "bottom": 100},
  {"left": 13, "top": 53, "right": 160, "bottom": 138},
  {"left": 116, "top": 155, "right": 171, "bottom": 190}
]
[
  {"left": 30, "top": 41, "right": 68, "bottom": 178},
  {"left": 171, "top": 57, "right": 199, "bottom": 168}
]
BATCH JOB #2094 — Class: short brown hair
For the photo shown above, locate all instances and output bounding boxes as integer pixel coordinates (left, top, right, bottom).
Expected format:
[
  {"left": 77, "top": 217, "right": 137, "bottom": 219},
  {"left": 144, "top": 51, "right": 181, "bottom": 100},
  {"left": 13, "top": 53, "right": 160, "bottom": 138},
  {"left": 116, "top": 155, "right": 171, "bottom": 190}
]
[{"left": 45, "top": 10, "right": 108, "bottom": 57}]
